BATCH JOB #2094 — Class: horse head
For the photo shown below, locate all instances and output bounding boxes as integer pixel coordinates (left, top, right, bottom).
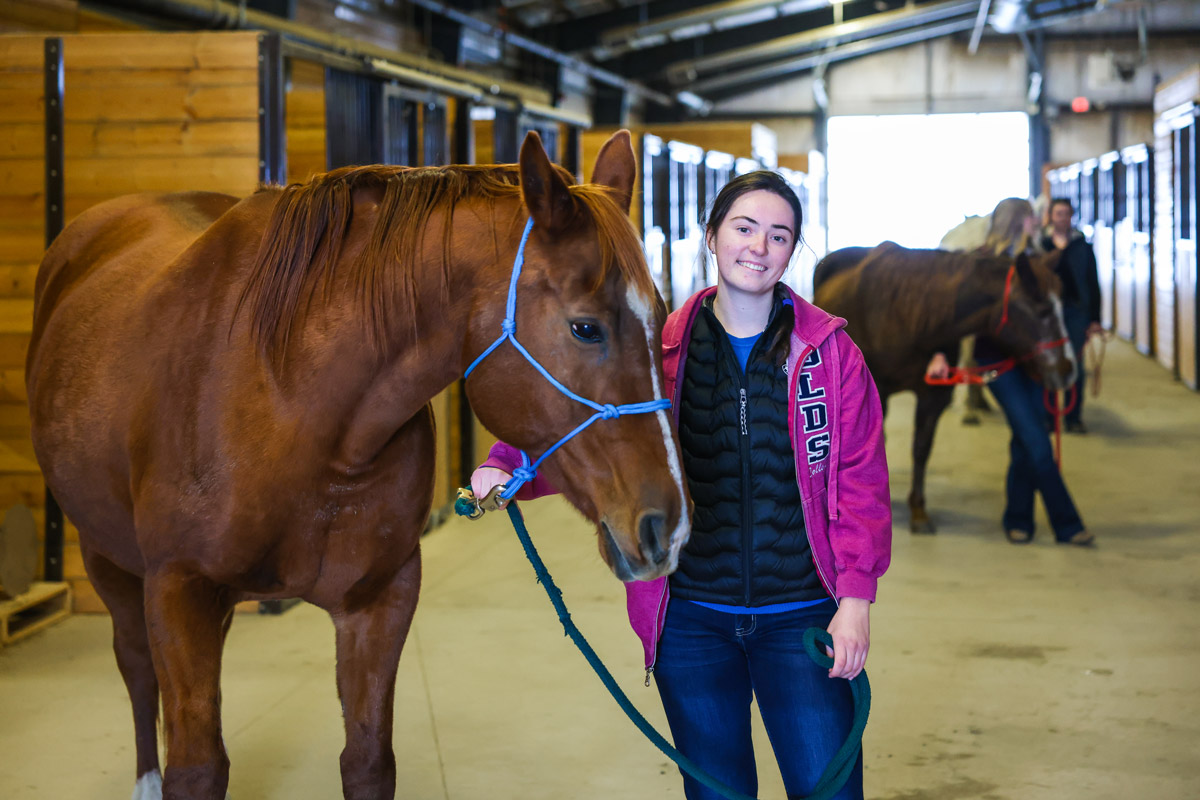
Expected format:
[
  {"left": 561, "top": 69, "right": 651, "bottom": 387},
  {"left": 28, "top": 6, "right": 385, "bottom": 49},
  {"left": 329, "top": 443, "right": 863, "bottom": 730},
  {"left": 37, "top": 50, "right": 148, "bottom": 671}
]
[
  {"left": 991, "top": 250, "right": 1078, "bottom": 390},
  {"left": 464, "top": 131, "right": 690, "bottom": 582}
]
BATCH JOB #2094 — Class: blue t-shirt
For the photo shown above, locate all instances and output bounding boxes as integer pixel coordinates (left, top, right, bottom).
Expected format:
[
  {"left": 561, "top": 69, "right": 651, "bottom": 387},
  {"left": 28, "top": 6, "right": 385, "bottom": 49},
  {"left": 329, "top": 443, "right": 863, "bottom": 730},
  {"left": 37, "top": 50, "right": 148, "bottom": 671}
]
[
  {"left": 691, "top": 598, "right": 831, "bottom": 615},
  {"left": 727, "top": 331, "right": 762, "bottom": 373}
]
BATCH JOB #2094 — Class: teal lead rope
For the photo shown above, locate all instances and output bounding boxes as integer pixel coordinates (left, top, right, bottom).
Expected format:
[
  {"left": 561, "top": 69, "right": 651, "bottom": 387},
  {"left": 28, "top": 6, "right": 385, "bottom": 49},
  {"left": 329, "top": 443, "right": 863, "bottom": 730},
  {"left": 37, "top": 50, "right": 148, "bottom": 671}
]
[{"left": 453, "top": 494, "right": 870, "bottom": 800}]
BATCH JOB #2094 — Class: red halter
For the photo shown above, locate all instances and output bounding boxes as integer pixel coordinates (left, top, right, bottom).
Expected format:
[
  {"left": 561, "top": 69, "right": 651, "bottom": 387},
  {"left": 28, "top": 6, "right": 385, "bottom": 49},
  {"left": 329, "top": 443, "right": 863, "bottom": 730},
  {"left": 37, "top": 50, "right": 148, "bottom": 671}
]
[{"left": 924, "top": 264, "right": 1069, "bottom": 386}]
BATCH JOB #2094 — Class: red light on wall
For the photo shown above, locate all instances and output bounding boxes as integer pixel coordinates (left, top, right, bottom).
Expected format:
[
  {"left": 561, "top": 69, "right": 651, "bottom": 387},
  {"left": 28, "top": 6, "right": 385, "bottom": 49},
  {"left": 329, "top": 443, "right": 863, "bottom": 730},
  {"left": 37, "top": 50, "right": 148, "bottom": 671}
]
[{"left": 1071, "top": 96, "right": 1090, "bottom": 113}]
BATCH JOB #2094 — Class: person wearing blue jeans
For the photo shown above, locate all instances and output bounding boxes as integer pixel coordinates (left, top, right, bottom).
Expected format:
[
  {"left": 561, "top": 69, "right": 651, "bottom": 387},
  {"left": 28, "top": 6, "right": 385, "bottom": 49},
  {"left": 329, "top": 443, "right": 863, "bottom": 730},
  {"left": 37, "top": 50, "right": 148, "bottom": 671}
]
[
  {"left": 473, "top": 172, "right": 892, "bottom": 800},
  {"left": 1042, "top": 198, "right": 1103, "bottom": 432},
  {"left": 984, "top": 363, "right": 1092, "bottom": 545},
  {"left": 655, "top": 599, "right": 862, "bottom": 800}
]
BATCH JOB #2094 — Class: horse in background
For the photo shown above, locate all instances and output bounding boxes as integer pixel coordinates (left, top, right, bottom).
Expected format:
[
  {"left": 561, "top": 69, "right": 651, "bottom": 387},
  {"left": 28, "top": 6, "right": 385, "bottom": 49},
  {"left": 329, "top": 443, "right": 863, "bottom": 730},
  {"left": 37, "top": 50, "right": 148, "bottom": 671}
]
[
  {"left": 26, "top": 131, "right": 690, "bottom": 800},
  {"left": 813, "top": 243, "right": 1075, "bottom": 533}
]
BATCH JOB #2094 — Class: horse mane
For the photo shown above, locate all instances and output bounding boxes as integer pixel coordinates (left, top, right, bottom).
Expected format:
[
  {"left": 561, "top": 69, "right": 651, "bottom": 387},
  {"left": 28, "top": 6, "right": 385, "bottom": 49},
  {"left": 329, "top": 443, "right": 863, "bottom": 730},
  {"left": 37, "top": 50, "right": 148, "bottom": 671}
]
[{"left": 237, "top": 163, "right": 653, "bottom": 362}]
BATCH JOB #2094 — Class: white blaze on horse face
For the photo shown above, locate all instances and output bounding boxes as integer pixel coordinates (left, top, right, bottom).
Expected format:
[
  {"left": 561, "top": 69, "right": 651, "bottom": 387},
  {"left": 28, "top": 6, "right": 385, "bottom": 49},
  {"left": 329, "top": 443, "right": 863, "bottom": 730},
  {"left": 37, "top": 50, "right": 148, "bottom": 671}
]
[{"left": 627, "top": 283, "right": 690, "bottom": 569}]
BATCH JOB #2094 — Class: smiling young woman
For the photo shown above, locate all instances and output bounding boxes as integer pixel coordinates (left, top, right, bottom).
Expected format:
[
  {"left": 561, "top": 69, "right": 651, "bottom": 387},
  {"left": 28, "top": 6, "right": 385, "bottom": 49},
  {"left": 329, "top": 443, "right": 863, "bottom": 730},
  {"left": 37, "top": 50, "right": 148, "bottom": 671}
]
[{"left": 473, "top": 170, "right": 892, "bottom": 800}]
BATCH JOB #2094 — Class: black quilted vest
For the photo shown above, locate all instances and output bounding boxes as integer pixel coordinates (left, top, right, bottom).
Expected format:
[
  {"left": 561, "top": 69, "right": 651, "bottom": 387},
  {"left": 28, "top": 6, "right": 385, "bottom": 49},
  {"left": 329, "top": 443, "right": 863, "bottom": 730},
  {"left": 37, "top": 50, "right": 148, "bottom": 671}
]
[{"left": 670, "top": 296, "right": 827, "bottom": 606}]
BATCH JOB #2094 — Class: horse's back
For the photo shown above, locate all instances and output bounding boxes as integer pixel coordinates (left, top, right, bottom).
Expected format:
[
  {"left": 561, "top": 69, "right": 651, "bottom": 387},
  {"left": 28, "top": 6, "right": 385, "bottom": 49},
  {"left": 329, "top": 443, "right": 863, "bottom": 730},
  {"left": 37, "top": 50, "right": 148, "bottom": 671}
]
[
  {"left": 32, "top": 192, "right": 239, "bottom": 336},
  {"left": 812, "top": 246, "right": 875, "bottom": 292}
]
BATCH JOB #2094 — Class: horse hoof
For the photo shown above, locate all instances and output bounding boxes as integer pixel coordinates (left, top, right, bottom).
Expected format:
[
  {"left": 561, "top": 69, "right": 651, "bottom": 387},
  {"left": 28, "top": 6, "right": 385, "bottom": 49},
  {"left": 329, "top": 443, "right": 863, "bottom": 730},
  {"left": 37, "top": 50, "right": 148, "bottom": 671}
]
[{"left": 910, "top": 520, "right": 936, "bottom": 535}]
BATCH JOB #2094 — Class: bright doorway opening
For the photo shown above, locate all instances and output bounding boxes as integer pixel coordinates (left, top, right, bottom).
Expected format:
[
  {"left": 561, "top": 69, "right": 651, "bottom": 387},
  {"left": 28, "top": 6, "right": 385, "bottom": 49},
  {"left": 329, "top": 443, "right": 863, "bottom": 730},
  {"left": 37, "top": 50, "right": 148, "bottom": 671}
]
[{"left": 826, "top": 112, "right": 1030, "bottom": 250}]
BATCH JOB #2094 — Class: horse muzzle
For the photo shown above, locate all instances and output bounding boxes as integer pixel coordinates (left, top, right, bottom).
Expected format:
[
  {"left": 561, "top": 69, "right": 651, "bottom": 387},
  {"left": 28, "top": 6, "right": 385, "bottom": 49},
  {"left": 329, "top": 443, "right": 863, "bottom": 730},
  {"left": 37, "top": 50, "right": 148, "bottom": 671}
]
[{"left": 599, "top": 513, "right": 679, "bottom": 582}]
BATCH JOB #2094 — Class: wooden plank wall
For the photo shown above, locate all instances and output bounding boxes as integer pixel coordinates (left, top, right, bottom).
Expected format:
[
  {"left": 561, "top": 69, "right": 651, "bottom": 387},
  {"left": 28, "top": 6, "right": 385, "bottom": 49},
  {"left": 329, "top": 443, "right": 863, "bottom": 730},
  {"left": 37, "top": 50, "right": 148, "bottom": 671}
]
[
  {"left": 0, "top": 31, "right": 263, "bottom": 612},
  {"left": 287, "top": 58, "right": 326, "bottom": 183},
  {"left": 0, "top": 37, "right": 47, "bottom": 586}
]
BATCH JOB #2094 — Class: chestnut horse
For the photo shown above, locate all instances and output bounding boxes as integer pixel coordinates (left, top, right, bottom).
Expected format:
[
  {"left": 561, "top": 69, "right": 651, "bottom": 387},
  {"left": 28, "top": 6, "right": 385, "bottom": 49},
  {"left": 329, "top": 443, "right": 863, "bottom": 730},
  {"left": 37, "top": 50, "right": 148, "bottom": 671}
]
[
  {"left": 813, "top": 242, "right": 1076, "bottom": 533},
  {"left": 26, "top": 131, "right": 690, "bottom": 800}
]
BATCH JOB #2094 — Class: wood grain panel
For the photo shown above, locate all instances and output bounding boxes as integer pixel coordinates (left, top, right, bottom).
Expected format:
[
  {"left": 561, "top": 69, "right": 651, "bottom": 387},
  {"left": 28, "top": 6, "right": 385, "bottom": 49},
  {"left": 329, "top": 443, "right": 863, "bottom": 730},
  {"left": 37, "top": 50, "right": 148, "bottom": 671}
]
[
  {"left": 62, "top": 156, "right": 258, "bottom": 196},
  {"left": 61, "top": 31, "right": 261, "bottom": 71}
]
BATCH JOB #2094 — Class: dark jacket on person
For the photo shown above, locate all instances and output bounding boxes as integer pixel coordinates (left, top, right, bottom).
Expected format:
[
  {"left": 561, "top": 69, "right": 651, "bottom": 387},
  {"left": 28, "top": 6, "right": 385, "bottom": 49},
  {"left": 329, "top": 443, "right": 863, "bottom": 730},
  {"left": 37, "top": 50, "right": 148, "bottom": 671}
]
[
  {"left": 669, "top": 293, "right": 826, "bottom": 607},
  {"left": 1042, "top": 229, "right": 1101, "bottom": 323}
]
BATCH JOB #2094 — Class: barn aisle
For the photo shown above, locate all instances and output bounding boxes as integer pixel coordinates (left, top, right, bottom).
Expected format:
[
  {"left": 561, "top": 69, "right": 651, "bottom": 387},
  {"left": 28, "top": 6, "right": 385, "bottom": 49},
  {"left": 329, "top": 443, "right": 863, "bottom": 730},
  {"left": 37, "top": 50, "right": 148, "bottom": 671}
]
[{"left": 1, "top": 337, "right": 1197, "bottom": 800}]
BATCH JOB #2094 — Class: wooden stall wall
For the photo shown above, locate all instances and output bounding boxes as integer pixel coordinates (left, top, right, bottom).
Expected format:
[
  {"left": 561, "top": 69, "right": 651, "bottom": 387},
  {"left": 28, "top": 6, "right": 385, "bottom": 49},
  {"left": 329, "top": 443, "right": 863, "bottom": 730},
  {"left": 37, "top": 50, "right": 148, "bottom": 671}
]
[
  {"left": 287, "top": 58, "right": 326, "bottom": 183},
  {"left": 1172, "top": 115, "right": 1198, "bottom": 390},
  {"left": 0, "top": 30, "right": 264, "bottom": 612},
  {"left": 0, "top": 37, "right": 47, "bottom": 584},
  {"left": 1153, "top": 72, "right": 1188, "bottom": 376}
]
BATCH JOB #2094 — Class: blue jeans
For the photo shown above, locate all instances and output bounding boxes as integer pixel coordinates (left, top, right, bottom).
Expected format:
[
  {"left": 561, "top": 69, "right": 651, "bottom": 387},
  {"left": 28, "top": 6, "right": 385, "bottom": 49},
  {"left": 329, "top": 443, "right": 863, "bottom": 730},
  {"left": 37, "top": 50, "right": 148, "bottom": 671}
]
[
  {"left": 1046, "top": 306, "right": 1090, "bottom": 425},
  {"left": 653, "top": 599, "right": 863, "bottom": 800},
  {"left": 987, "top": 368, "right": 1085, "bottom": 540}
]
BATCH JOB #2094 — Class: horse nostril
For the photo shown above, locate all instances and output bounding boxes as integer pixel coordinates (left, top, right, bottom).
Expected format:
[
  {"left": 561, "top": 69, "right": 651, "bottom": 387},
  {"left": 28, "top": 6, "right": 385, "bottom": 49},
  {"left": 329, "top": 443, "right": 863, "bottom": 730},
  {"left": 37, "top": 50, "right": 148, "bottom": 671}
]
[{"left": 638, "top": 512, "right": 668, "bottom": 565}]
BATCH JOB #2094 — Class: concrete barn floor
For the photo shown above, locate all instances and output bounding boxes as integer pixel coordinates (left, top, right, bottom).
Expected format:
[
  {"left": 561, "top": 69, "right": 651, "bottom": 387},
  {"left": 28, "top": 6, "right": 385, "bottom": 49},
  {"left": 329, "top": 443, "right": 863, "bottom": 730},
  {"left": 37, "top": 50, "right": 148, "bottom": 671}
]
[{"left": 1, "top": 337, "right": 1197, "bottom": 800}]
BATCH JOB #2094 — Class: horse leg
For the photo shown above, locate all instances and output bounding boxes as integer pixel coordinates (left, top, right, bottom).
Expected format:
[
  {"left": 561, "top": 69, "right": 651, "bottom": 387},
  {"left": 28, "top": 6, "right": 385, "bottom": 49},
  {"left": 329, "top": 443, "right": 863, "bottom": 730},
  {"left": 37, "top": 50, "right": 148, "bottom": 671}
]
[
  {"left": 82, "top": 546, "right": 163, "bottom": 798},
  {"left": 144, "top": 567, "right": 235, "bottom": 800},
  {"left": 333, "top": 548, "right": 421, "bottom": 800},
  {"left": 909, "top": 386, "right": 954, "bottom": 534}
]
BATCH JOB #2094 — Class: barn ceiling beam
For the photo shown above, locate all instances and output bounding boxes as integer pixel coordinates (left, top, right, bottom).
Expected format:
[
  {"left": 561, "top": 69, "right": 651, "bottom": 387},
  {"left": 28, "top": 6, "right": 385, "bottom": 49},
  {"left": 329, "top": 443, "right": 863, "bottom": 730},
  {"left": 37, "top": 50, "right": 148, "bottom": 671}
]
[
  {"left": 665, "top": 0, "right": 980, "bottom": 86},
  {"left": 689, "top": 16, "right": 978, "bottom": 96},
  {"left": 591, "top": 0, "right": 832, "bottom": 61},
  {"left": 404, "top": 0, "right": 673, "bottom": 104}
]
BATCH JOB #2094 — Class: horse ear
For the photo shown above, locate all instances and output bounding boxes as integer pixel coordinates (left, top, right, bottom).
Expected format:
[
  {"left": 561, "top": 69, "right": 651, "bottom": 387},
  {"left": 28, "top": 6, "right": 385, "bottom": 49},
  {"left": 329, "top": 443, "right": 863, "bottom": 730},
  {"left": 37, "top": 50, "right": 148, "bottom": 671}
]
[
  {"left": 590, "top": 129, "right": 636, "bottom": 214},
  {"left": 519, "top": 130, "right": 574, "bottom": 235}
]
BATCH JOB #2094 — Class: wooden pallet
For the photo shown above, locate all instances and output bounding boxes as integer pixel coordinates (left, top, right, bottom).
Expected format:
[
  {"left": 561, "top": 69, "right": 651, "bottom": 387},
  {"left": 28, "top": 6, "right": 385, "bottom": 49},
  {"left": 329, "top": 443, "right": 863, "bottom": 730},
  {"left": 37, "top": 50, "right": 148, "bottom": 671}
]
[{"left": 0, "top": 581, "right": 71, "bottom": 646}]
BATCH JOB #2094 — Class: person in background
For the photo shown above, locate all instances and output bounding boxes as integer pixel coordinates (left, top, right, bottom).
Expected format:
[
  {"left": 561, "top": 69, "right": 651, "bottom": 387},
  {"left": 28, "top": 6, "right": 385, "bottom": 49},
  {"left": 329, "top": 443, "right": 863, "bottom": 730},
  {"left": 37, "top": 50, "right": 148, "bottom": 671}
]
[
  {"left": 1042, "top": 198, "right": 1103, "bottom": 433},
  {"left": 927, "top": 197, "right": 1094, "bottom": 547},
  {"left": 473, "top": 171, "right": 892, "bottom": 800}
]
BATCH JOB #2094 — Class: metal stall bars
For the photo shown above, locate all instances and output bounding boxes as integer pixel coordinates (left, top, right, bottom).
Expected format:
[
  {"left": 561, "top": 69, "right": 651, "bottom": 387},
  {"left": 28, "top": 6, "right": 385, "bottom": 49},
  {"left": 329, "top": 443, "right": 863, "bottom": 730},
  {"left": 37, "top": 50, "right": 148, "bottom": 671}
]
[
  {"left": 776, "top": 165, "right": 815, "bottom": 301},
  {"left": 1094, "top": 151, "right": 1122, "bottom": 333},
  {"left": 642, "top": 135, "right": 672, "bottom": 309},
  {"left": 667, "top": 141, "right": 705, "bottom": 310},
  {"left": 1048, "top": 163, "right": 1082, "bottom": 229},
  {"left": 698, "top": 150, "right": 736, "bottom": 292},
  {"left": 42, "top": 37, "right": 65, "bottom": 584},
  {"left": 1079, "top": 157, "right": 1098, "bottom": 246},
  {"left": 1121, "top": 143, "right": 1155, "bottom": 356}
]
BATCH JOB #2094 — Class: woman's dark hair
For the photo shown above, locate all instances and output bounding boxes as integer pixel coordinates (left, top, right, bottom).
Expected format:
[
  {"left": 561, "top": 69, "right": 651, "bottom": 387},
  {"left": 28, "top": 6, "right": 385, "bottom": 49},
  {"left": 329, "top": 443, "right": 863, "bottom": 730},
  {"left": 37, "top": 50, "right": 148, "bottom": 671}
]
[
  {"left": 1050, "top": 197, "right": 1074, "bottom": 213},
  {"left": 705, "top": 170, "right": 805, "bottom": 250},
  {"left": 705, "top": 170, "right": 804, "bottom": 366}
]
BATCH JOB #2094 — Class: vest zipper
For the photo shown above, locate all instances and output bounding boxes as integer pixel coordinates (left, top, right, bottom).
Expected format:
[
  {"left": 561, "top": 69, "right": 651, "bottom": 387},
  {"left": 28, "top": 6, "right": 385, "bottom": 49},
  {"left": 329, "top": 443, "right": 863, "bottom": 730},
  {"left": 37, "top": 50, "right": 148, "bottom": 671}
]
[{"left": 739, "top": 383, "right": 752, "bottom": 605}]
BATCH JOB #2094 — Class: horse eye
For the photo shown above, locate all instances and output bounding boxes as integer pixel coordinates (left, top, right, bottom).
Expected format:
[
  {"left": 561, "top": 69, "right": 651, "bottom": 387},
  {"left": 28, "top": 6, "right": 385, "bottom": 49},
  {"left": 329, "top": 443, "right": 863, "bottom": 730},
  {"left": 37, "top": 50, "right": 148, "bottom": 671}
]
[{"left": 570, "top": 320, "right": 605, "bottom": 343}]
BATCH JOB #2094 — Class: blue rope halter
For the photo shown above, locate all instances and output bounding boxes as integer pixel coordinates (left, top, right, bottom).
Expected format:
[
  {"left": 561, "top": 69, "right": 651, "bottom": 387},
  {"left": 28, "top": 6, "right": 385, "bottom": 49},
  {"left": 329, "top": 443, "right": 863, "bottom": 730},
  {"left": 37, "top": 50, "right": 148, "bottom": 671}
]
[{"left": 463, "top": 218, "right": 672, "bottom": 500}]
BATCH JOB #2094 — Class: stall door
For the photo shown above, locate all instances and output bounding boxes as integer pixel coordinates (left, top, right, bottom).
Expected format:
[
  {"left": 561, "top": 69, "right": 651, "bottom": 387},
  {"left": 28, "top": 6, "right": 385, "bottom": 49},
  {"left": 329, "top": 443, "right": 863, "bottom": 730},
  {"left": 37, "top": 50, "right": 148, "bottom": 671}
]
[
  {"left": 1175, "top": 115, "right": 1199, "bottom": 389},
  {"left": 1093, "top": 154, "right": 1119, "bottom": 331},
  {"left": 1114, "top": 149, "right": 1137, "bottom": 341},
  {"left": 1153, "top": 118, "right": 1178, "bottom": 373}
]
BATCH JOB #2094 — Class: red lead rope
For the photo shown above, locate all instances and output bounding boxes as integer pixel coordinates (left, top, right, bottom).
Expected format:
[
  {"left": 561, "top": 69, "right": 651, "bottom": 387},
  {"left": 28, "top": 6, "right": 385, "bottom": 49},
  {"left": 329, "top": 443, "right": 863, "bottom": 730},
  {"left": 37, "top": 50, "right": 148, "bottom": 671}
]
[
  {"left": 923, "top": 336, "right": 1070, "bottom": 387},
  {"left": 1043, "top": 384, "right": 1078, "bottom": 467}
]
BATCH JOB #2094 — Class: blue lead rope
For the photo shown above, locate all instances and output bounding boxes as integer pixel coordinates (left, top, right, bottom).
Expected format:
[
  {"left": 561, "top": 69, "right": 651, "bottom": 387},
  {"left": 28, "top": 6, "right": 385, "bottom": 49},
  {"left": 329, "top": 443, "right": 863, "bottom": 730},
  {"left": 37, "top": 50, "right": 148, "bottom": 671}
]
[
  {"left": 452, "top": 497, "right": 870, "bottom": 800},
  {"left": 463, "top": 217, "right": 671, "bottom": 501}
]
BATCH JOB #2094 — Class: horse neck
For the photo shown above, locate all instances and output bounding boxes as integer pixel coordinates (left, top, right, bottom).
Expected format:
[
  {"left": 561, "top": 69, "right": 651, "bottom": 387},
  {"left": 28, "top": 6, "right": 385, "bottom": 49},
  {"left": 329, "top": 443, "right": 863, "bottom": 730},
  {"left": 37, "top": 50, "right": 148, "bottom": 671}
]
[{"left": 917, "top": 256, "right": 1005, "bottom": 345}]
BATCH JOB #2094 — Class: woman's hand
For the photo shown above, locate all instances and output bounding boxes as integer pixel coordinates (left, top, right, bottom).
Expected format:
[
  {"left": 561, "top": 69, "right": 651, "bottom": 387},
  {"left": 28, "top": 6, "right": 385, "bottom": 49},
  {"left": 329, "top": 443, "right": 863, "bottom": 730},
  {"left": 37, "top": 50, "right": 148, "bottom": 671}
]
[
  {"left": 826, "top": 597, "right": 871, "bottom": 680},
  {"left": 925, "top": 352, "right": 950, "bottom": 380},
  {"left": 470, "top": 466, "right": 513, "bottom": 508},
  {"left": 1086, "top": 322, "right": 1105, "bottom": 339}
]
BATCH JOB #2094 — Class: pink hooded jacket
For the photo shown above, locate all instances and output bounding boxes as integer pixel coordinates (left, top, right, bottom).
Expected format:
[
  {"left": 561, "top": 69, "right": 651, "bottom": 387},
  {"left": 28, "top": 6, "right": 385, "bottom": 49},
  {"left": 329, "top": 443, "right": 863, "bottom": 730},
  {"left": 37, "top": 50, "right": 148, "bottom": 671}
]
[{"left": 482, "top": 284, "right": 892, "bottom": 679}]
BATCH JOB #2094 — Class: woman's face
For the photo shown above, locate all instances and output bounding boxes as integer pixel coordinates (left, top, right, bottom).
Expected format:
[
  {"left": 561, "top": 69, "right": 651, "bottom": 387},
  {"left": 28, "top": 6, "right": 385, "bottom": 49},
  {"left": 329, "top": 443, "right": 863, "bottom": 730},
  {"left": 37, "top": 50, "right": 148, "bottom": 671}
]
[
  {"left": 707, "top": 189, "right": 797, "bottom": 298},
  {"left": 1022, "top": 213, "right": 1038, "bottom": 237}
]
